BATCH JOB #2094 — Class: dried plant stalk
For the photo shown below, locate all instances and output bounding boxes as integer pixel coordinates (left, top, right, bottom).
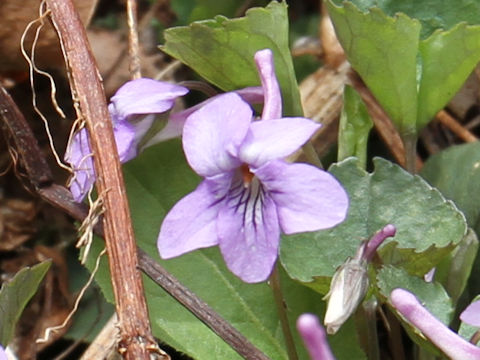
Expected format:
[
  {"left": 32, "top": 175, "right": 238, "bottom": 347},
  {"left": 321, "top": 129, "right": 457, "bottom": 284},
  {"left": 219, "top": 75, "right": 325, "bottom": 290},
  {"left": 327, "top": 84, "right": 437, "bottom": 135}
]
[{"left": 44, "top": 0, "right": 165, "bottom": 358}]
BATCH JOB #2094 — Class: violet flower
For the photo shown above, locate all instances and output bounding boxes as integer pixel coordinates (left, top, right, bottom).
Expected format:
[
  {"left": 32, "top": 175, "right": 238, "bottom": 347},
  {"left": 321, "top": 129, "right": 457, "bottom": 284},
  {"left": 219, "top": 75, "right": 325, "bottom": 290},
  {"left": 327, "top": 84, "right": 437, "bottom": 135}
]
[
  {"left": 297, "top": 314, "right": 336, "bottom": 360},
  {"left": 0, "top": 345, "right": 6, "bottom": 360},
  {"left": 65, "top": 78, "right": 189, "bottom": 202},
  {"left": 157, "top": 49, "right": 349, "bottom": 283},
  {"left": 391, "top": 288, "right": 480, "bottom": 360},
  {"left": 461, "top": 300, "right": 480, "bottom": 328}
]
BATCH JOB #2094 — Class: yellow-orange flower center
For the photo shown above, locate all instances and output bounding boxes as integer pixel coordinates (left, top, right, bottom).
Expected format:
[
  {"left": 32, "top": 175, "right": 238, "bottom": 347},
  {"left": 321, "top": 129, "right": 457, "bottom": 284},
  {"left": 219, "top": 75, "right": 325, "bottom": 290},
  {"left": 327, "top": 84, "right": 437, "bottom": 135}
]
[{"left": 241, "top": 163, "right": 254, "bottom": 185}]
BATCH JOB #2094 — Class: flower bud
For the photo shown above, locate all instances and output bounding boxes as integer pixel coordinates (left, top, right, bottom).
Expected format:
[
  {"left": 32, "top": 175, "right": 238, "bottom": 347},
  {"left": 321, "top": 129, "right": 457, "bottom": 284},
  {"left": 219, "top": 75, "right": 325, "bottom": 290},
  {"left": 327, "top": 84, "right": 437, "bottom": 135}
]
[
  {"left": 323, "top": 253, "right": 368, "bottom": 334},
  {"left": 297, "top": 314, "right": 335, "bottom": 360},
  {"left": 324, "top": 224, "right": 396, "bottom": 334}
]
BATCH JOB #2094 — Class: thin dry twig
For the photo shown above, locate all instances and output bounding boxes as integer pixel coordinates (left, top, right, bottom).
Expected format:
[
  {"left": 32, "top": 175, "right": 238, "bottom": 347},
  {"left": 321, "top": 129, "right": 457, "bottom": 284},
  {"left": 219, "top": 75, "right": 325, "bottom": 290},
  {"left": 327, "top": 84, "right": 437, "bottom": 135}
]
[
  {"left": 126, "top": 0, "right": 142, "bottom": 79},
  {"left": 0, "top": 86, "right": 52, "bottom": 188},
  {"left": 436, "top": 110, "right": 478, "bottom": 143},
  {"left": 45, "top": 0, "right": 161, "bottom": 358}
]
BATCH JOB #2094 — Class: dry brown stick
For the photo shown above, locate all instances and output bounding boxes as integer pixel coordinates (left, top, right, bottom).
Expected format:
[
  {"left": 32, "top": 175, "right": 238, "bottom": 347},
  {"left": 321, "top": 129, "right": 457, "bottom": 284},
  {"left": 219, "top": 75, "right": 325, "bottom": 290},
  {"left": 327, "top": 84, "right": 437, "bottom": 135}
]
[
  {"left": 45, "top": 1, "right": 160, "bottom": 358},
  {"left": 436, "top": 110, "right": 478, "bottom": 143},
  {"left": 126, "top": 0, "right": 141, "bottom": 79},
  {"left": 0, "top": 76, "right": 270, "bottom": 360},
  {"left": 0, "top": 86, "right": 53, "bottom": 188}
]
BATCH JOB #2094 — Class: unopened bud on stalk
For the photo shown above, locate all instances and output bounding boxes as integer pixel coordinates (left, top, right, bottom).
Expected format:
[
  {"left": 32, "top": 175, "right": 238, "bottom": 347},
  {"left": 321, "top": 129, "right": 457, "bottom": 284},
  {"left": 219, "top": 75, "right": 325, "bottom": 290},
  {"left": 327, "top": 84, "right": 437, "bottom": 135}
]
[
  {"left": 323, "top": 246, "right": 368, "bottom": 334},
  {"left": 324, "top": 224, "right": 396, "bottom": 334}
]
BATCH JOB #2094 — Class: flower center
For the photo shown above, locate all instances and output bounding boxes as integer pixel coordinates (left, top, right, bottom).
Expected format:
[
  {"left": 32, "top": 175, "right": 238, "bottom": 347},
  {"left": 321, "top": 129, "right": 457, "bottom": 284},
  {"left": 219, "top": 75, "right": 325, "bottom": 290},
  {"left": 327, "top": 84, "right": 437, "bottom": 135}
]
[{"left": 241, "top": 163, "right": 254, "bottom": 186}]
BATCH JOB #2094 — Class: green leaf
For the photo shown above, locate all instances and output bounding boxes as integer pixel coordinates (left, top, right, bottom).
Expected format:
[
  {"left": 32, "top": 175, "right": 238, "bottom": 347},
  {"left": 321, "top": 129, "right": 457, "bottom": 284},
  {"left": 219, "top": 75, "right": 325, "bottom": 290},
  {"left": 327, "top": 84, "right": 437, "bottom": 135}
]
[
  {"left": 85, "top": 139, "right": 333, "bottom": 360},
  {"left": 435, "top": 229, "right": 479, "bottom": 304},
  {"left": 0, "top": 260, "right": 51, "bottom": 345},
  {"left": 378, "top": 266, "right": 453, "bottom": 325},
  {"left": 337, "top": 85, "right": 373, "bottom": 168},
  {"left": 327, "top": 1, "right": 480, "bottom": 135},
  {"left": 329, "top": 0, "right": 480, "bottom": 39},
  {"left": 327, "top": 1, "right": 420, "bottom": 136},
  {"left": 379, "top": 266, "right": 453, "bottom": 356},
  {"left": 170, "top": 0, "right": 196, "bottom": 25},
  {"left": 327, "top": 318, "right": 366, "bottom": 360},
  {"left": 190, "top": 0, "right": 246, "bottom": 22},
  {"left": 280, "top": 157, "right": 467, "bottom": 294},
  {"left": 421, "top": 142, "right": 480, "bottom": 231},
  {"left": 417, "top": 23, "right": 480, "bottom": 129},
  {"left": 162, "top": 1, "right": 302, "bottom": 116}
]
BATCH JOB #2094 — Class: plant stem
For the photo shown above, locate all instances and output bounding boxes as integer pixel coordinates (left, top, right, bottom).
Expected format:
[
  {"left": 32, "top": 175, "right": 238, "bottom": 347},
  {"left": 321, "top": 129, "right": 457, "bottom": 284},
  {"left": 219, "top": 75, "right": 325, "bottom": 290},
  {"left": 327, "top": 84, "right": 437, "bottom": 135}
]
[
  {"left": 363, "top": 299, "right": 380, "bottom": 360},
  {"left": 269, "top": 264, "right": 299, "bottom": 360},
  {"left": 402, "top": 133, "right": 418, "bottom": 174},
  {"left": 387, "top": 309, "right": 406, "bottom": 360},
  {"left": 470, "top": 330, "right": 480, "bottom": 345}
]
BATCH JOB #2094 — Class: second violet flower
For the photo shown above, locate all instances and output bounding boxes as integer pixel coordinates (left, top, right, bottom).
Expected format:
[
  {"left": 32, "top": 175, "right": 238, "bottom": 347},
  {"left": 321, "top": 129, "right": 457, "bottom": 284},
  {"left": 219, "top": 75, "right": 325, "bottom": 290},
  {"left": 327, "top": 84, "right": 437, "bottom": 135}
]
[
  {"left": 65, "top": 79, "right": 189, "bottom": 202},
  {"left": 157, "top": 49, "right": 349, "bottom": 283}
]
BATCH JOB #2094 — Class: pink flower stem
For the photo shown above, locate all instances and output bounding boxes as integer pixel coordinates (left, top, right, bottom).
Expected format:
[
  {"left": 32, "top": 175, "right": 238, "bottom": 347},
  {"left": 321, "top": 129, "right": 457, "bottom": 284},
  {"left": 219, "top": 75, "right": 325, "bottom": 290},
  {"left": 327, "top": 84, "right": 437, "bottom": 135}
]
[{"left": 391, "top": 288, "right": 480, "bottom": 360}]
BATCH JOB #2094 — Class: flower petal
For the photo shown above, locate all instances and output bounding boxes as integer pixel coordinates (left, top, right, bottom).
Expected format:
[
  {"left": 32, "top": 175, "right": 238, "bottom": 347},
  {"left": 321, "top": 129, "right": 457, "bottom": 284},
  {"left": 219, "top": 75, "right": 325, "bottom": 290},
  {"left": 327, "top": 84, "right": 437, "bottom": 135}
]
[
  {"left": 114, "top": 120, "right": 136, "bottom": 162},
  {"left": 235, "top": 86, "right": 264, "bottom": 105},
  {"left": 64, "top": 128, "right": 95, "bottom": 202},
  {"left": 109, "top": 78, "right": 188, "bottom": 120},
  {"left": 391, "top": 288, "right": 480, "bottom": 360},
  {"left": 158, "top": 174, "right": 232, "bottom": 258},
  {"left": 254, "top": 49, "right": 282, "bottom": 120},
  {"left": 217, "top": 176, "right": 280, "bottom": 283},
  {"left": 297, "top": 314, "right": 336, "bottom": 360},
  {"left": 143, "top": 88, "right": 264, "bottom": 149},
  {"left": 460, "top": 300, "right": 480, "bottom": 327},
  {"left": 142, "top": 112, "right": 185, "bottom": 148},
  {"left": 0, "top": 345, "right": 7, "bottom": 360},
  {"left": 238, "top": 118, "right": 320, "bottom": 168},
  {"left": 183, "top": 93, "right": 252, "bottom": 177},
  {"left": 256, "top": 160, "right": 348, "bottom": 233}
]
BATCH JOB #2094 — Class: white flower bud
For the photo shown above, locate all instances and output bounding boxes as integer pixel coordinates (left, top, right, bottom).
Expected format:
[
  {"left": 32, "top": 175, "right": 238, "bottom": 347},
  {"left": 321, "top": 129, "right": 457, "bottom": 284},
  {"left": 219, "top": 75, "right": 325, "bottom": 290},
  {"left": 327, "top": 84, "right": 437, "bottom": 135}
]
[{"left": 323, "top": 247, "right": 368, "bottom": 335}]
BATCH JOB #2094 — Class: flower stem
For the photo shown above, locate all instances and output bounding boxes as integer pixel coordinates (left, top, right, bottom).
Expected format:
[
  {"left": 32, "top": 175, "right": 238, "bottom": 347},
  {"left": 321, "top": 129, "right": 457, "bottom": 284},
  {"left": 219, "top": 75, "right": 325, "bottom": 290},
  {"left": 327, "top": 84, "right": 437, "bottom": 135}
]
[
  {"left": 362, "top": 299, "right": 380, "bottom": 360},
  {"left": 470, "top": 330, "right": 480, "bottom": 345},
  {"left": 402, "top": 133, "right": 418, "bottom": 174},
  {"left": 269, "top": 264, "right": 299, "bottom": 360}
]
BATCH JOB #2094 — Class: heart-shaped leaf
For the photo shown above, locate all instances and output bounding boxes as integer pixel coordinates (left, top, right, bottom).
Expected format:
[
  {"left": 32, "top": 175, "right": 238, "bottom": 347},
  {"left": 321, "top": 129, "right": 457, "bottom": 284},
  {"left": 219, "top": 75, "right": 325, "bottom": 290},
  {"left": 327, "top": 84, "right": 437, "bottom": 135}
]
[
  {"left": 280, "top": 157, "right": 467, "bottom": 294},
  {"left": 162, "top": 1, "right": 302, "bottom": 116}
]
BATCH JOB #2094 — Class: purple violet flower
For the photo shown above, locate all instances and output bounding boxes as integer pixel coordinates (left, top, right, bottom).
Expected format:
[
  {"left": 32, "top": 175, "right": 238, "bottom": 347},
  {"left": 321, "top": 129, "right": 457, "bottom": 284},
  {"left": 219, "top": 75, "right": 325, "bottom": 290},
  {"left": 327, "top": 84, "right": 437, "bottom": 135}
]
[
  {"left": 65, "top": 78, "right": 189, "bottom": 202},
  {"left": 297, "top": 313, "right": 336, "bottom": 360},
  {"left": 461, "top": 300, "right": 480, "bottom": 328},
  {"left": 0, "top": 345, "right": 6, "bottom": 360},
  {"left": 157, "top": 49, "right": 349, "bottom": 283},
  {"left": 391, "top": 288, "right": 480, "bottom": 360}
]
